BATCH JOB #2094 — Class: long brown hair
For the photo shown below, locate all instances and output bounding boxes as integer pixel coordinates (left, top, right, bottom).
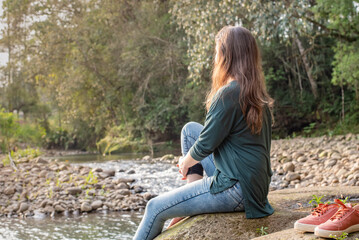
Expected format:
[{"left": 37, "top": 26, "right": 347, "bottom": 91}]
[{"left": 206, "top": 26, "right": 274, "bottom": 134}]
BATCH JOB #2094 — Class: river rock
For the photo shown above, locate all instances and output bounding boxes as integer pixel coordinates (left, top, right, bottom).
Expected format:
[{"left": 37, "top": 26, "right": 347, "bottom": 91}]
[
  {"left": 44, "top": 206, "right": 54, "bottom": 213},
  {"left": 113, "top": 178, "right": 135, "bottom": 184},
  {"left": 19, "top": 203, "right": 29, "bottom": 213},
  {"left": 81, "top": 202, "right": 92, "bottom": 212},
  {"left": 67, "top": 187, "right": 82, "bottom": 195},
  {"left": 143, "top": 192, "right": 153, "bottom": 201},
  {"left": 324, "top": 159, "right": 337, "bottom": 168},
  {"left": 143, "top": 155, "right": 151, "bottom": 161},
  {"left": 91, "top": 200, "right": 103, "bottom": 210},
  {"left": 160, "top": 154, "right": 174, "bottom": 161},
  {"left": 285, "top": 172, "right": 300, "bottom": 181},
  {"left": 330, "top": 152, "right": 342, "bottom": 160},
  {"left": 40, "top": 200, "right": 48, "bottom": 208},
  {"left": 55, "top": 205, "right": 65, "bottom": 212},
  {"left": 4, "top": 186, "right": 15, "bottom": 195},
  {"left": 127, "top": 170, "right": 135, "bottom": 174},
  {"left": 117, "top": 189, "right": 130, "bottom": 196},
  {"left": 92, "top": 168, "right": 103, "bottom": 172},
  {"left": 117, "top": 183, "right": 129, "bottom": 189},
  {"left": 283, "top": 162, "right": 295, "bottom": 172},
  {"left": 296, "top": 156, "right": 307, "bottom": 163},
  {"left": 8, "top": 203, "right": 19, "bottom": 212},
  {"left": 133, "top": 186, "right": 144, "bottom": 193},
  {"left": 104, "top": 169, "right": 116, "bottom": 176},
  {"left": 336, "top": 169, "right": 348, "bottom": 177},
  {"left": 34, "top": 157, "right": 49, "bottom": 164}
]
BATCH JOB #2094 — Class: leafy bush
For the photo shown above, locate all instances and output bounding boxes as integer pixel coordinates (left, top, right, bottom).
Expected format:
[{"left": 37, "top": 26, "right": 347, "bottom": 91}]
[
  {"left": 16, "top": 123, "right": 46, "bottom": 146},
  {"left": 0, "top": 108, "right": 19, "bottom": 153},
  {"left": 96, "top": 125, "right": 149, "bottom": 155},
  {"left": 44, "top": 128, "right": 76, "bottom": 150}
]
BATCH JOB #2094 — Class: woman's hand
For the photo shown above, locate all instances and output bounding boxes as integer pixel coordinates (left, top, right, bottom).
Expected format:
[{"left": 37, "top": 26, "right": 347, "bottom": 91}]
[{"left": 177, "top": 153, "right": 199, "bottom": 180}]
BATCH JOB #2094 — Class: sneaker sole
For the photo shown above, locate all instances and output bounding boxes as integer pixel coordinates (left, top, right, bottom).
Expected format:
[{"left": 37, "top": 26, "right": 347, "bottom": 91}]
[
  {"left": 294, "top": 221, "right": 317, "bottom": 232},
  {"left": 315, "top": 224, "right": 359, "bottom": 238}
]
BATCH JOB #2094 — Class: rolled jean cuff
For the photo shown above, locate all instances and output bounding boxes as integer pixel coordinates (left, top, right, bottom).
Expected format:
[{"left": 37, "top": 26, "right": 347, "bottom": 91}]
[{"left": 187, "top": 163, "right": 203, "bottom": 176}]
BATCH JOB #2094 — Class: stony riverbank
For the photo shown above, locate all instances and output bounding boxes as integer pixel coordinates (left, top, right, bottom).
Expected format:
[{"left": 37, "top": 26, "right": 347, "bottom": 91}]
[
  {"left": 270, "top": 133, "right": 359, "bottom": 190},
  {"left": 0, "top": 157, "right": 154, "bottom": 218},
  {"left": 0, "top": 133, "right": 358, "bottom": 218}
]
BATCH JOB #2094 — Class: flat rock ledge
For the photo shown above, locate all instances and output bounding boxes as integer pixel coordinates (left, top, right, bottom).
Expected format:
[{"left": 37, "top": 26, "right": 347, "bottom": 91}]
[{"left": 155, "top": 186, "right": 359, "bottom": 240}]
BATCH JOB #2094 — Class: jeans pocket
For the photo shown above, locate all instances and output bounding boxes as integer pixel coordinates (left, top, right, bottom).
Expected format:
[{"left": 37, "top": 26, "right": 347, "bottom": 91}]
[
  {"left": 229, "top": 182, "right": 244, "bottom": 211},
  {"left": 226, "top": 182, "right": 244, "bottom": 211},
  {"left": 234, "top": 199, "right": 245, "bottom": 212}
]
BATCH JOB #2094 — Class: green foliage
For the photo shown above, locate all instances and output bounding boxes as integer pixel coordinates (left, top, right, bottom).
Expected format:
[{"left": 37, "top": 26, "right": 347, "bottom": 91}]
[
  {"left": 339, "top": 197, "right": 349, "bottom": 205},
  {"left": 44, "top": 128, "right": 75, "bottom": 150},
  {"left": 303, "top": 123, "right": 317, "bottom": 135},
  {"left": 82, "top": 171, "right": 98, "bottom": 187},
  {"left": 332, "top": 41, "right": 359, "bottom": 99},
  {"left": 309, "top": 195, "right": 325, "bottom": 207},
  {"left": 96, "top": 125, "right": 150, "bottom": 155},
  {"left": 0, "top": 0, "right": 358, "bottom": 150},
  {"left": 16, "top": 123, "right": 46, "bottom": 146},
  {"left": 0, "top": 108, "right": 19, "bottom": 153},
  {"left": 329, "top": 232, "right": 348, "bottom": 240},
  {"left": 256, "top": 226, "right": 268, "bottom": 236}
]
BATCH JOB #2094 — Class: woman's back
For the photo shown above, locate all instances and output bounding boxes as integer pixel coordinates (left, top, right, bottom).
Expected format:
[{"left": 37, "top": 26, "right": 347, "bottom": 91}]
[{"left": 190, "top": 80, "right": 273, "bottom": 218}]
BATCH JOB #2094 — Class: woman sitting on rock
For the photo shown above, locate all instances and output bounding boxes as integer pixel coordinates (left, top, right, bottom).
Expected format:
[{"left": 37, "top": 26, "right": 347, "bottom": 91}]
[{"left": 134, "top": 26, "right": 275, "bottom": 240}]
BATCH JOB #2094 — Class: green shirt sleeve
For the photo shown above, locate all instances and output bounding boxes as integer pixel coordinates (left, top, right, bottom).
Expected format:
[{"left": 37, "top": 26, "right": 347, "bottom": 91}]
[{"left": 189, "top": 87, "right": 238, "bottom": 161}]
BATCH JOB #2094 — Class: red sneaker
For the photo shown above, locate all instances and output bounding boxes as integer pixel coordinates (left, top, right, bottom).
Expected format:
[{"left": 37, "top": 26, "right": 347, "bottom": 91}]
[
  {"left": 315, "top": 199, "right": 359, "bottom": 238},
  {"left": 294, "top": 202, "right": 340, "bottom": 232}
]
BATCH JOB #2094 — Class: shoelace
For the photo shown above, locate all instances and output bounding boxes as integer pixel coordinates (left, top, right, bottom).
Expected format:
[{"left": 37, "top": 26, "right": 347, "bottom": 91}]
[
  {"left": 330, "top": 199, "right": 352, "bottom": 221},
  {"left": 311, "top": 203, "right": 331, "bottom": 216}
]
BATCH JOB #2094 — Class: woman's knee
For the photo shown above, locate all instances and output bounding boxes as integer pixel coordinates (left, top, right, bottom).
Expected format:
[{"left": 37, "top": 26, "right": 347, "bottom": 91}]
[
  {"left": 181, "top": 121, "right": 203, "bottom": 136},
  {"left": 146, "top": 197, "right": 160, "bottom": 214}
]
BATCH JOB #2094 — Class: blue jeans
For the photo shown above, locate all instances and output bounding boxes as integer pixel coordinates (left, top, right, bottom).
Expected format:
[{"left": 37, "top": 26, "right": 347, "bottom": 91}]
[{"left": 133, "top": 122, "right": 245, "bottom": 240}]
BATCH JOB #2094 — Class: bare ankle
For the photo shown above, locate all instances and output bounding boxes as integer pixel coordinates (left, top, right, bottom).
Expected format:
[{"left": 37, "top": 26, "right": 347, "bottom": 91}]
[{"left": 186, "top": 174, "right": 203, "bottom": 183}]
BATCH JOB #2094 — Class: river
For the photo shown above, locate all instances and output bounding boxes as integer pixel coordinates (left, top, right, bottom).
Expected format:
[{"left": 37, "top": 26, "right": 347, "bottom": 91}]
[{"left": 0, "top": 153, "right": 185, "bottom": 240}]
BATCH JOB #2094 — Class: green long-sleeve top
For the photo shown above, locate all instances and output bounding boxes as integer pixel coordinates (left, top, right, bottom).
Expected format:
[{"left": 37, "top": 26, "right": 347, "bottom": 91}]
[{"left": 189, "top": 80, "right": 274, "bottom": 219}]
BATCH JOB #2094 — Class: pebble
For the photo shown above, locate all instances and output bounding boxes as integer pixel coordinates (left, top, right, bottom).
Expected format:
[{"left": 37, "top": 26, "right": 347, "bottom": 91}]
[{"left": 67, "top": 187, "right": 82, "bottom": 195}]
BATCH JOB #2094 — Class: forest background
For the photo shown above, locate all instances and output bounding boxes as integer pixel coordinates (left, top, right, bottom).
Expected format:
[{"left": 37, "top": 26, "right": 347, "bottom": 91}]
[{"left": 0, "top": 0, "right": 358, "bottom": 156}]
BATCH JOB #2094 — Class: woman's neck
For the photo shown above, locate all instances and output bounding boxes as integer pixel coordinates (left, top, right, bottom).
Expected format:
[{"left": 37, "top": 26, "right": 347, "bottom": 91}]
[{"left": 226, "top": 77, "right": 235, "bottom": 85}]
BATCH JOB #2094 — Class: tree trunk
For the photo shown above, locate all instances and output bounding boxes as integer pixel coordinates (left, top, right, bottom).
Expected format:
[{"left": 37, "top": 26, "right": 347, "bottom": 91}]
[{"left": 295, "top": 36, "right": 318, "bottom": 98}]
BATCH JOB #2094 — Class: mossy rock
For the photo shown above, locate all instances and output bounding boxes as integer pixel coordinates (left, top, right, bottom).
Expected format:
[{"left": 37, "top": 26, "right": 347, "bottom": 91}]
[{"left": 155, "top": 186, "right": 359, "bottom": 240}]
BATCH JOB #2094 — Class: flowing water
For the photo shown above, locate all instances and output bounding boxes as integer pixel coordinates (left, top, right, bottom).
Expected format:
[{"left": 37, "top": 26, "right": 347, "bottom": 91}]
[{"left": 0, "top": 153, "right": 185, "bottom": 240}]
